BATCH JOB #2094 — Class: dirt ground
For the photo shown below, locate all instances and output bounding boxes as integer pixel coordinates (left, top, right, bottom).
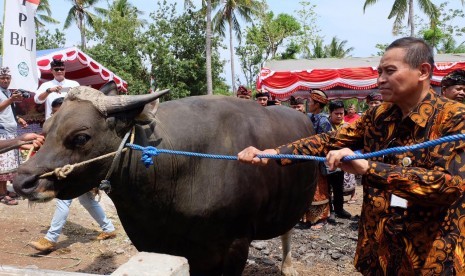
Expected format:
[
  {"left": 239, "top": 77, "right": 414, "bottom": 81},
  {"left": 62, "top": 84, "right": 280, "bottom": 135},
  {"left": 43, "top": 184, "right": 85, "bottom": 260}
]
[{"left": 0, "top": 185, "right": 363, "bottom": 275}]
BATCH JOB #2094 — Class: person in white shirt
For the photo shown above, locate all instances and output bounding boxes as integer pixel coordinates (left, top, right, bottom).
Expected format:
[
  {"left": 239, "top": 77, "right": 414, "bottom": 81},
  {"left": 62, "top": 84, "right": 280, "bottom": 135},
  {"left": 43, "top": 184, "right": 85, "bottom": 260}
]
[{"left": 34, "top": 59, "right": 79, "bottom": 119}]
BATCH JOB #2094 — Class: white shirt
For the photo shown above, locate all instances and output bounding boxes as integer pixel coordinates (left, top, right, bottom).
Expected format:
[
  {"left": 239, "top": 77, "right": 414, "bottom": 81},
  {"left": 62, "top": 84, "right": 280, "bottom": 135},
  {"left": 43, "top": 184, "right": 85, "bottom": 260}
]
[
  {"left": 0, "top": 87, "right": 16, "bottom": 134},
  {"left": 35, "top": 78, "right": 80, "bottom": 119}
]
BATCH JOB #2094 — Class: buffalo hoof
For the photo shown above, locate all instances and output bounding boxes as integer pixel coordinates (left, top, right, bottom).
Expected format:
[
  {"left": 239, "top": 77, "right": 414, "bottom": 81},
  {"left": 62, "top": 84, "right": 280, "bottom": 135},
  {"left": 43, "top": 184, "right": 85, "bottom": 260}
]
[{"left": 281, "top": 266, "right": 298, "bottom": 276}]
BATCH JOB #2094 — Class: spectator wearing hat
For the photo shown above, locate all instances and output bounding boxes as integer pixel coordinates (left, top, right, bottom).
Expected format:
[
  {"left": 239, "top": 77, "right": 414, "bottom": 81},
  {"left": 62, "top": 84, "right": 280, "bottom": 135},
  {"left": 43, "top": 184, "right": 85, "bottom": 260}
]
[
  {"left": 365, "top": 92, "right": 383, "bottom": 108},
  {"left": 441, "top": 69, "right": 465, "bottom": 102},
  {"left": 255, "top": 90, "right": 269, "bottom": 106},
  {"left": 302, "top": 89, "right": 332, "bottom": 230},
  {"left": 236, "top": 86, "right": 252, "bottom": 100},
  {"left": 0, "top": 66, "right": 28, "bottom": 205},
  {"left": 34, "top": 59, "right": 80, "bottom": 119},
  {"left": 290, "top": 96, "right": 305, "bottom": 113},
  {"left": 29, "top": 96, "right": 116, "bottom": 252}
]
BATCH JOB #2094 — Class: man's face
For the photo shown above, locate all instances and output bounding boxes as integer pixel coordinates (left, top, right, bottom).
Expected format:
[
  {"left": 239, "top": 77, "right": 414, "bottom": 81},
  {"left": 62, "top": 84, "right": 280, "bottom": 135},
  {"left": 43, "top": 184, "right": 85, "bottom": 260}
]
[
  {"left": 0, "top": 75, "right": 11, "bottom": 89},
  {"left": 307, "top": 98, "right": 319, "bottom": 113},
  {"left": 51, "top": 66, "right": 66, "bottom": 82},
  {"left": 330, "top": 107, "right": 345, "bottom": 125},
  {"left": 256, "top": 96, "right": 268, "bottom": 106},
  {"left": 292, "top": 104, "right": 305, "bottom": 113},
  {"left": 367, "top": 100, "right": 382, "bottom": 108},
  {"left": 442, "top": 85, "right": 465, "bottom": 102},
  {"left": 237, "top": 95, "right": 251, "bottom": 100},
  {"left": 347, "top": 106, "right": 356, "bottom": 115},
  {"left": 377, "top": 48, "right": 422, "bottom": 104}
]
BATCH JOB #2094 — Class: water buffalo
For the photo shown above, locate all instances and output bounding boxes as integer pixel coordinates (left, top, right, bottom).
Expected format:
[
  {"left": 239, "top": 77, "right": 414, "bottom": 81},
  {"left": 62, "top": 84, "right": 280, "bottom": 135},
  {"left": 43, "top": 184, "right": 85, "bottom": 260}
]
[{"left": 14, "top": 85, "right": 317, "bottom": 275}]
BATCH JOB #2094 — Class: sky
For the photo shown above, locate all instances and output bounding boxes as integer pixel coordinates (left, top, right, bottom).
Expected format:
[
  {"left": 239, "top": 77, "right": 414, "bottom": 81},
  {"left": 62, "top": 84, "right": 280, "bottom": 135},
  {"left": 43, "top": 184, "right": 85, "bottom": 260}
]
[{"left": 1, "top": 0, "right": 464, "bottom": 85}]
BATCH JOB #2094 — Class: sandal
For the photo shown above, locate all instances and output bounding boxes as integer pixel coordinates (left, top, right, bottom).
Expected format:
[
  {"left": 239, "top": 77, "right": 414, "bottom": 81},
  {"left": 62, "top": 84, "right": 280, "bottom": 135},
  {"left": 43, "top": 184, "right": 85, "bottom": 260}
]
[{"left": 1, "top": 195, "right": 18, "bottom": 205}]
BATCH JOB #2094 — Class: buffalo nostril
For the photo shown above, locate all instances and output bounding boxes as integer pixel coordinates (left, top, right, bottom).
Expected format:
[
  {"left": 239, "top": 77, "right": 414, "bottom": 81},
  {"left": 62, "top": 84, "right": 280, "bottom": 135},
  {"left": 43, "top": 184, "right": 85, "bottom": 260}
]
[{"left": 12, "top": 174, "right": 39, "bottom": 196}]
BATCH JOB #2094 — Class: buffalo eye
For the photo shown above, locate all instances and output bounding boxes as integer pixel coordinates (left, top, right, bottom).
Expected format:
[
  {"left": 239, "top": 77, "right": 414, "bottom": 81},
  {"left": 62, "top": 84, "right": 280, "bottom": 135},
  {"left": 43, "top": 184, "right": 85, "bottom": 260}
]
[{"left": 73, "top": 134, "right": 90, "bottom": 147}]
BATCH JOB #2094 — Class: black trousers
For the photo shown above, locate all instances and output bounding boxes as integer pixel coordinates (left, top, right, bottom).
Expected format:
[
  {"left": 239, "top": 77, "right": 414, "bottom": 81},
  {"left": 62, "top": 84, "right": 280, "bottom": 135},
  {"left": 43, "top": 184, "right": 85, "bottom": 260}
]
[{"left": 327, "top": 171, "right": 344, "bottom": 212}]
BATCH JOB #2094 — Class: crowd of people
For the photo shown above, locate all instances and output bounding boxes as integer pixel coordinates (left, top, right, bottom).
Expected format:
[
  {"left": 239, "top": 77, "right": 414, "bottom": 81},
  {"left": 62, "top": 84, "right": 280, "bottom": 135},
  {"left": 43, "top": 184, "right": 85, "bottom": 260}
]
[
  {"left": 2, "top": 36, "right": 465, "bottom": 274},
  {"left": 238, "top": 37, "right": 465, "bottom": 275}
]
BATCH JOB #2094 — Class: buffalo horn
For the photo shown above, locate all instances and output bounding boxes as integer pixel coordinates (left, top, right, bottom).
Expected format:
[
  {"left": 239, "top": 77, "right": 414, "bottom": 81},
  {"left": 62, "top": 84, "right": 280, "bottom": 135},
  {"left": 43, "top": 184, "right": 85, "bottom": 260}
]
[{"left": 103, "top": 89, "right": 170, "bottom": 115}]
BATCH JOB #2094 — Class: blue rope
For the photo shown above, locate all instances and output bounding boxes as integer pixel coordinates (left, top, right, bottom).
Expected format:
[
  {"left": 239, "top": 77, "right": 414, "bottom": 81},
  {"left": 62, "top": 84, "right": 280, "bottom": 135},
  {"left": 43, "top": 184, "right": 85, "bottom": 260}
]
[{"left": 126, "top": 133, "right": 465, "bottom": 168}]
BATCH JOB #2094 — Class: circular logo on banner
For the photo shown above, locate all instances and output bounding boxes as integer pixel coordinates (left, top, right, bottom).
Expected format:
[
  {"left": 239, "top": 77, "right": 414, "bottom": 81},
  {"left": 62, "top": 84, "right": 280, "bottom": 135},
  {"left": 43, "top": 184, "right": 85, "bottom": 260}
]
[{"left": 18, "top": 62, "right": 29, "bottom": 77}]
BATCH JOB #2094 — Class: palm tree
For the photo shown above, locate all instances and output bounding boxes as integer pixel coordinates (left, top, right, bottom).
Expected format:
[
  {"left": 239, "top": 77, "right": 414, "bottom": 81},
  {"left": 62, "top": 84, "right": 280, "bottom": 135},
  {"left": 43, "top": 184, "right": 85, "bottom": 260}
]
[
  {"left": 212, "top": 0, "right": 261, "bottom": 93},
  {"left": 111, "top": 0, "right": 146, "bottom": 26},
  {"left": 64, "top": 0, "right": 107, "bottom": 50},
  {"left": 35, "top": 0, "right": 60, "bottom": 30},
  {"left": 325, "top": 37, "right": 354, "bottom": 58},
  {"left": 363, "top": 0, "right": 438, "bottom": 36},
  {"left": 310, "top": 37, "right": 326, "bottom": 58}
]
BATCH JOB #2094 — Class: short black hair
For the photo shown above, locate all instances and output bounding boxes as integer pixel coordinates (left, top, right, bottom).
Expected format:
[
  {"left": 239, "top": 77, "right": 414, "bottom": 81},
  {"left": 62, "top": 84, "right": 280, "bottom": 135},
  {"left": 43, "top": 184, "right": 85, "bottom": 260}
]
[
  {"left": 51, "top": 97, "right": 64, "bottom": 108},
  {"left": 50, "top": 58, "right": 65, "bottom": 68},
  {"left": 329, "top": 100, "right": 344, "bottom": 113},
  {"left": 386, "top": 37, "right": 434, "bottom": 78}
]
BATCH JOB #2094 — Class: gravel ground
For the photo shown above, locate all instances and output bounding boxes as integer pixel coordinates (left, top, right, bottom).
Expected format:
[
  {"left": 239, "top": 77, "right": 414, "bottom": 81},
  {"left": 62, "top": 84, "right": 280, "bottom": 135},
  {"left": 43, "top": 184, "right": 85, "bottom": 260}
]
[{"left": 0, "top": 184, "right": 363, "bottom": 275}]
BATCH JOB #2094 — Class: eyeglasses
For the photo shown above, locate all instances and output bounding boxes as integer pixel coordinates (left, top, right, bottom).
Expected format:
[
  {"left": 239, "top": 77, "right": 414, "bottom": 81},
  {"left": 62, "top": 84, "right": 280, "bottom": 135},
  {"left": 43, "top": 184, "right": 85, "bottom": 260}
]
[{"left": 53, "top": 68, "right": 65, "bottom": 72}]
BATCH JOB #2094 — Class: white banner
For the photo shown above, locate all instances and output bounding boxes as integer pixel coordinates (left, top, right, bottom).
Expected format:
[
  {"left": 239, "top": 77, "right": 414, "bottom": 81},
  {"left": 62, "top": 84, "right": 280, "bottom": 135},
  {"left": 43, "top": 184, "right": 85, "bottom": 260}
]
[{"left": 2, "top": 0, "right": 40, "bottom": 91}]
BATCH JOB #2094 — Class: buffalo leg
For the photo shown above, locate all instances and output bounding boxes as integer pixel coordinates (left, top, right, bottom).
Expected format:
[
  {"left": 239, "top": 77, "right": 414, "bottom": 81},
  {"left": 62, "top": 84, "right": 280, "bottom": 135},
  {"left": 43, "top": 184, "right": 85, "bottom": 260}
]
[
  {"left": 223, "top": 238, "right": 249, "bottom": 276},
  {"left": 281, "top": 230, "right": 298, "bottom": 276}
]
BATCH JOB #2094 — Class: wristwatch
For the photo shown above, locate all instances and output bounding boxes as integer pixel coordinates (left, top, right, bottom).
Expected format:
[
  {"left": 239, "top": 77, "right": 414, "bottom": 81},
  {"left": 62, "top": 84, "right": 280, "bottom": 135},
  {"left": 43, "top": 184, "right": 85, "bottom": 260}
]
[{"left": 46, "top": 88, "right": 51, "bottom": 93}]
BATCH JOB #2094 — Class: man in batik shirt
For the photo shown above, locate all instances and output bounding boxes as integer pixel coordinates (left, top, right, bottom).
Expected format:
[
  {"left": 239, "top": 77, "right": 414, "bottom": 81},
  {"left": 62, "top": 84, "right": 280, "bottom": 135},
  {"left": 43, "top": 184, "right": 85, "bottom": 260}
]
[
  {"left": 302, "top": 89, "right": 332, "bottom": 230},
  {"left": 238, "top": 37, "right": 465, "bottom": 275}
]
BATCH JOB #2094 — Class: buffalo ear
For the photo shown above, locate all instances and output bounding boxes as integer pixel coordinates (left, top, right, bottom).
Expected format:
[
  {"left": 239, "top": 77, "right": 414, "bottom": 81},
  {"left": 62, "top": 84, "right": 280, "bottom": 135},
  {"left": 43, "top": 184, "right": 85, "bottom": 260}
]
[
  {"left": 100, "top": 81, "right": 119, "bottom": 96},
  {"left": 134, "top": 98, "right": 160, "bottom": 125}
]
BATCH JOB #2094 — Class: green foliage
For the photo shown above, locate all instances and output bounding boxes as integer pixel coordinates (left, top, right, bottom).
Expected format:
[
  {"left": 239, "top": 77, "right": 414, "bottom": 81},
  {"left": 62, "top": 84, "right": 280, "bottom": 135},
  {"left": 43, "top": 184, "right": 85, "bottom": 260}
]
[
  {"left": 294, "top": 1, "right": 320, "bottom": 59},
  {"left": 308, "top": 36, "right": 354, "bottom": 58},
  {"left": 374, "top": 43, "right": 389, "bottom": 56},
  {"left": 363, "top": 0, "right": 439, "bottom": 36},
  {"left": 246, "top": 11, "right": 301, "bottom": 60},
  {"left": 325, "top": 36, "right": 354, "bottom": 58},
  {"left": 143, "top": 1, "right": 226, "bottom": 100},
  {"left": 36, "top": 29, "right": 66, "bottom": 50},
  {"left": 279, "top": 42, "right": 301, "bottom": 59},
  {"left": 86, "top": 0, "right": 149, "bottom": 94},
  {"left": 392, "top": 2, "right": 465, "bottom": 53},
  {"left": 64, "top": 0, "right": 107, "bottom": 49},
  {"left": 212, "top": 0, "right": 262, "bottom": 93},
  {"left": 36, "top": 0, "right": 60, "bottom": 30},
  {"left": 236, "top": 41, "right": 262, "bottom": 88}
]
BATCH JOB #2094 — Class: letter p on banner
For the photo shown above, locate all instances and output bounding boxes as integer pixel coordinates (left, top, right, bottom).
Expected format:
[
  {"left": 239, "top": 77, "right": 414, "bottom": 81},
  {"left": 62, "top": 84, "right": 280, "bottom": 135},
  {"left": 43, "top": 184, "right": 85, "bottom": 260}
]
[{"left": 2, "top": 0, "right": 41, "bottom": 91}]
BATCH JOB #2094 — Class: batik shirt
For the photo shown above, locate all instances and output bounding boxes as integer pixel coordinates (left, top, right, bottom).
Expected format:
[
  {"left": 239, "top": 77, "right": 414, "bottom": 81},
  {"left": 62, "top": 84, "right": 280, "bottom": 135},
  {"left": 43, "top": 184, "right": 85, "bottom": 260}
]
[
  {"left": 307, "top": 113, "right": 331, "bottom": 134},
  {"left": 278, "top": 91, "right": 465, "bottom": 275}
]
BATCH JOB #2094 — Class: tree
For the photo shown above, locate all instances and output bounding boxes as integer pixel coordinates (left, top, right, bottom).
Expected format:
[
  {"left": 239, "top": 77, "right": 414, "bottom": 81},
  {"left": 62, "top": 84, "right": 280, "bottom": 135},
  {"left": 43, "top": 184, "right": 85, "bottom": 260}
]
[
  {"left": 64, "top": 0, "right": 107, "bottom": 50},
  {"left": 324, "top": 36, "right": 354, "bottom": 58},
  {"left": 212, "top": 0, "right": 262, "bottom": 93},
  {"left": 294, "top": 1, "right": 320, "bottom": 59},
  {"left": 87, "top": 0, "right": 148, "bottom": 94},
  {"left": 36, "top": 29, "right": 66, "bottom": 50},
  {"left": 35, "top": 0, "right": 59, "bottom": 30},
  {"left": 236, "top": 40, "right": 264, "bottom": 88},
  {"left": 363, "top": 0, "right": 439, "bottom": 36},
  {"left": 144, "top": 2, "right": 226, "bottom": 100},
  {"left": 310, "top": 37, "right": 326, "bottom": 58},
  {"left": 247, "top": 11, "right": 301, "bottom": 60}
]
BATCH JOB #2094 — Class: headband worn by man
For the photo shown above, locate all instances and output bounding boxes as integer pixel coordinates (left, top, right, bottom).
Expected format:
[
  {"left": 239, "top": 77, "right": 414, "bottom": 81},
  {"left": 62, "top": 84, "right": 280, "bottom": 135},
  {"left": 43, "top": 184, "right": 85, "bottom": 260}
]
[{"left": 441, "top": 69, "right": 465, "bottom": 102}]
